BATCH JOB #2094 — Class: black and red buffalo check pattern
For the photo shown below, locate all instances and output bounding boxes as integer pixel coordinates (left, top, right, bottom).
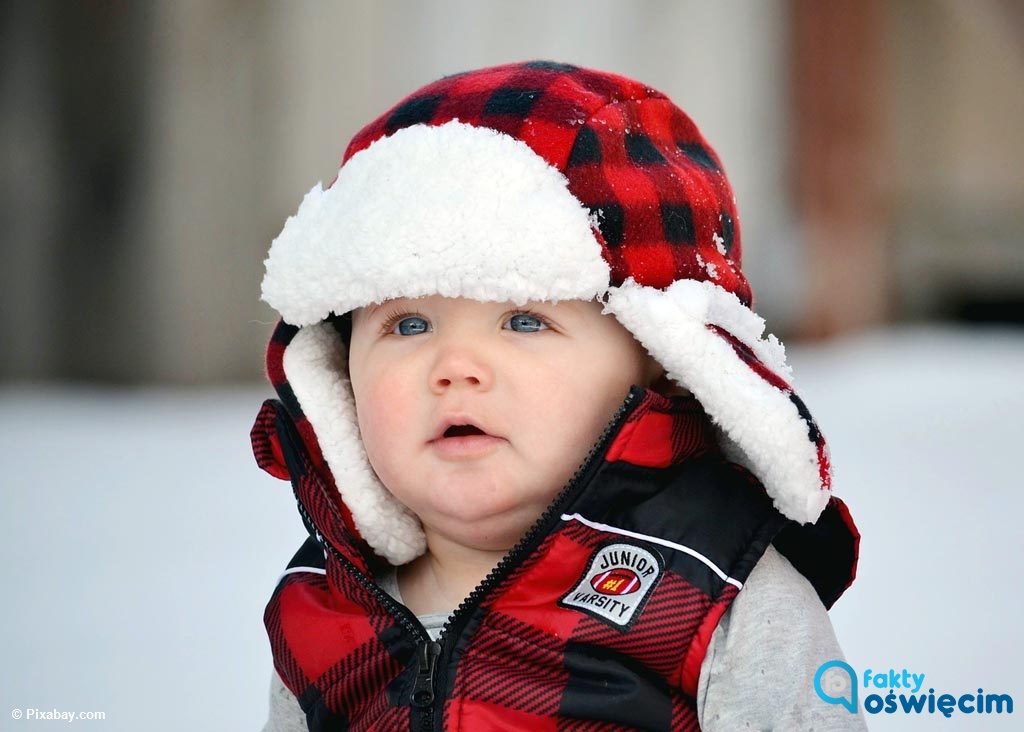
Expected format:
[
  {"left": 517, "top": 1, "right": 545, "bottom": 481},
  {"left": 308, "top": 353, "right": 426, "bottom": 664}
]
[
  {"left": 253, "top": 380, "right": 859, "bottom": 730},
  {"left": 337, "top": 59, "right": 753, "bottom": 308},
  {"left": 251, "top": 60, "right": 860, "bottom": 730}
]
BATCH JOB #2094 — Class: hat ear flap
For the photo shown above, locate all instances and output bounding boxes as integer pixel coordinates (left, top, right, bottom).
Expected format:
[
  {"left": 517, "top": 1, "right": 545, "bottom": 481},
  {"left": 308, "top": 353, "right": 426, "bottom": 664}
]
[
  {"left": 603, "top": 277, "right": 833, "bottom": 525},
  {"left": 251, "top": 399, "right": 291, "bottom": 481},
  {"left": 281, "top": 322, "right": 427, "bottom": 565}
]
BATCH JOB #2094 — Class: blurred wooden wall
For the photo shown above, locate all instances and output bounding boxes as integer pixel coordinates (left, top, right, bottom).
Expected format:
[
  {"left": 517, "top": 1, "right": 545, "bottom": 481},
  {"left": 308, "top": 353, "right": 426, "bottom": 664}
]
[
  {"left": 2, "top": 1, "right": 1021, "bottom": 384},
  {"left": 2, "top": 1, "right": 793, "bottom": 384},
  {"left": 790, "top": 0, "right": 1024, "bottom": 339},
  {"left": 791, "top": 0, "right": 890, "bottom": 340}
]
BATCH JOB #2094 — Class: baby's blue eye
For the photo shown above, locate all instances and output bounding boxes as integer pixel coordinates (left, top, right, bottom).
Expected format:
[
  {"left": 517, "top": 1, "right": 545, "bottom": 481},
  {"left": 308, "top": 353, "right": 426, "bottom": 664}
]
[
  {"left": 506, "top": 312, "right": 547, "bottom": 333},
  {"left": 386, "top": 311, "right": 548, "bottom": 336},
  {"left": 393, "top": 316, "right": 429, "bottom": 336}
]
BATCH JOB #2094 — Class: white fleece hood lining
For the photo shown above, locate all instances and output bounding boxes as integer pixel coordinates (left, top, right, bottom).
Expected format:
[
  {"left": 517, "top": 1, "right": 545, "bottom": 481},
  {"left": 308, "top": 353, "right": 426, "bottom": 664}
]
[
  {"left": 282, "top": 323, "right": 427, "bottom": 565},
  {"left": 603, "top": 278, "right": 830, "bottom": 524},
  {"left": 268, "top": 120, "right": 833, "bottom": 566}
]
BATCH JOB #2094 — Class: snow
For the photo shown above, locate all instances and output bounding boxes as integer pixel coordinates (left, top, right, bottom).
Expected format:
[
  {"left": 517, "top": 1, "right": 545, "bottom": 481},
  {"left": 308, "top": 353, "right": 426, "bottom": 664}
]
[
  {"left": 1, "top": 323, "right": 1021, "bottom": 730},
  {"left": 0, "top": 386, "right": 306, "bottom": 730},
  {"left": 786, "top": 324, "right": 1024, "bottom": 729},
  {"left": 712, "top": 231, "right": 728, "bottom": 255}
]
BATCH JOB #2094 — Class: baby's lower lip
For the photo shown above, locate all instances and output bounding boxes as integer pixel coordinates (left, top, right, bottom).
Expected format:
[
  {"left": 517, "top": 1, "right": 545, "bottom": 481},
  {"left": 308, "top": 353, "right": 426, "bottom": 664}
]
[{"left": 429, "top": 434, "right": 505, "bottom": 459}]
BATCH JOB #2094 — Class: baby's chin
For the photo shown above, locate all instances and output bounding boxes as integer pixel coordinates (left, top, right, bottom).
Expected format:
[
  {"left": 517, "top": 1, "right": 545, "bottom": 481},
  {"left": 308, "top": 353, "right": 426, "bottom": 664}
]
[{"left": 416, "top": 490, "right": 553, "bottom": 550}]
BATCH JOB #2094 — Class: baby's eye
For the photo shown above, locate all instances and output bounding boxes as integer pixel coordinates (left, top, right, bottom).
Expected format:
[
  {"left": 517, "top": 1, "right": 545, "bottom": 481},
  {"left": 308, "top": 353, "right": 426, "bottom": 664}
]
[
  {"left": 388, "top": 314, "right": 430, "bottom": 336},
  {"left": 505, "top": 311, "right": 550, "bottom": 333},
  {"left": 380, "top": 310, "right": 550, "bottom": 336}
]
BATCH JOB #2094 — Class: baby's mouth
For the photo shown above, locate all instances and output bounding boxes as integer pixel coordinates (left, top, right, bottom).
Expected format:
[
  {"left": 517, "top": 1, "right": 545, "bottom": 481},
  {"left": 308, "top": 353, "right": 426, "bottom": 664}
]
[
  {"left": 429, "top": 414, "right": 505, "bottom": 447},
  {"left": 430, "top": 422, "right": 505, "bottom": 459},
  {"left": 443, "top": 424, "right": 487, "bottom": 438}
]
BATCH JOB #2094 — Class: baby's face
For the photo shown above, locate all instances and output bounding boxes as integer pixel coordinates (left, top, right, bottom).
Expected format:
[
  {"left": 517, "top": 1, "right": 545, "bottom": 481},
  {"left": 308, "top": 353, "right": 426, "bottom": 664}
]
[{"left": 348, "top": 295, "right": 659, "bottom": 553}]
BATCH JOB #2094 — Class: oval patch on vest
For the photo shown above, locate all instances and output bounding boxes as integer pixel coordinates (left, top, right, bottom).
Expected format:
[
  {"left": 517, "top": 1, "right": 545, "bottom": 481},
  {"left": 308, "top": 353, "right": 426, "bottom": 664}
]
[
  {"left": 559, "top": 541, "right": 664, "bottom": 631},
  {"left": 590, "top": 568, "right": 640, "bottom": 595}
]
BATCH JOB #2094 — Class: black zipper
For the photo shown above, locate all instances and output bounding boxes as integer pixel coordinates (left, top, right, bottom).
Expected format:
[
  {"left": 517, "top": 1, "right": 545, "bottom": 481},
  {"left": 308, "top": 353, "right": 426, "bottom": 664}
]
[
  {"left": 279, "top": 385, "right": 644, "bottom": 731},
  {"left": 411, "top": 639, "right": 441, "bottom": 732}
]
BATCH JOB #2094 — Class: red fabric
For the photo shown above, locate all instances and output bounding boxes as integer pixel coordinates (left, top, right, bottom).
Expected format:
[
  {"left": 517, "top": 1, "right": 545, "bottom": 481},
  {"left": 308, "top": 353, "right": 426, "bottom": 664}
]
[
  {"left": 486, "top": 530, "right": 595, "bottom": 640},
  {"left": 447, "top": 699, "right": 561, "bottom": 731},
  {"left": 832, "top": 496, "right": 861, "bottom": 595},
  {"left": 605, "top": 391, "right": 717, "bottom": 468},
  {"left": 250, "top": 401, "right": 290, "bottom": 481}
]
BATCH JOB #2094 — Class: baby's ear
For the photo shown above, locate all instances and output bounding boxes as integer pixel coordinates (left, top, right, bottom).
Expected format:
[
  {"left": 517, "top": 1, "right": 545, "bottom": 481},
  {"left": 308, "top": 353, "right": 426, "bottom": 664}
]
[
  {"left": 645, "top": 357, "right": 692, "bottom": 397},
  {"left": 642, "top": 352, "right": 664, "bottom": 387}
]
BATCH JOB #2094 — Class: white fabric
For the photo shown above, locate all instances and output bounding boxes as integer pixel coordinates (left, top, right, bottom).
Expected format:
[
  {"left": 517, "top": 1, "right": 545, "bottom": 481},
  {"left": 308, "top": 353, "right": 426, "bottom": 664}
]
[
  {"left": 282, "top": 324, "right": 425, "bottom": 564},
  {"left": 261, "top": 120, "right": 610, "bottom": 327},
  {"left": 603, "top": 278, "right": 831, "bottom": 524}
]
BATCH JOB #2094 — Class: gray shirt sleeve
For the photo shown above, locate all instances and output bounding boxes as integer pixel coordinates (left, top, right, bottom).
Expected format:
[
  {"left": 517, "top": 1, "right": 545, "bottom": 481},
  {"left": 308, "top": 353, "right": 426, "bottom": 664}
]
[
  {"left": 261, "top": 670, "right": 307, "bottom": 732},
  {"left": 696, "top": 544, "right": 868, "bottom": 730}
]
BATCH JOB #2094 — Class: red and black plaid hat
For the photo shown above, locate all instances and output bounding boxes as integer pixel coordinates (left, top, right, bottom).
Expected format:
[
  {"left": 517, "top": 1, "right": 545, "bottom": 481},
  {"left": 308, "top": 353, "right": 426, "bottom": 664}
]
[{"left": 260, "top": 60, "right": 835, "bottom": 566}]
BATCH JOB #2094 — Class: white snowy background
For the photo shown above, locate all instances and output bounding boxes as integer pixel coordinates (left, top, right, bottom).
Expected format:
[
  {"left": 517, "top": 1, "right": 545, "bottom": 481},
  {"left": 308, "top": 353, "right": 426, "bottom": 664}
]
[{"left": 1, "top": 323, "right": 1021, "bottom": 730}]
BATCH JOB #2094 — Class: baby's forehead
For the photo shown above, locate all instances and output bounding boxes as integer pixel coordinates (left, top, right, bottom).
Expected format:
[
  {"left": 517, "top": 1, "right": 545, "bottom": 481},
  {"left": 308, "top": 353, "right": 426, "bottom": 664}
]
[{"left": 355, "top": 296, "right": 595, "bottom": 318}]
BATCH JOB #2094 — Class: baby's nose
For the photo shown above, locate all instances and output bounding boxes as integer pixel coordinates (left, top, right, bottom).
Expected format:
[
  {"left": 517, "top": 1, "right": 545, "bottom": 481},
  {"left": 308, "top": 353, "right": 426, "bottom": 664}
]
[{"left": 429, "top": 348, "right": 494, "bottom": 392}]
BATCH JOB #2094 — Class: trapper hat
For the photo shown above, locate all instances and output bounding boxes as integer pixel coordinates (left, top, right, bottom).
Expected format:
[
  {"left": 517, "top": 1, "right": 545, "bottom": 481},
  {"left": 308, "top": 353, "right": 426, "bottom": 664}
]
[{"left": 257, "top": 60, "right": 837, "bottom": 566}]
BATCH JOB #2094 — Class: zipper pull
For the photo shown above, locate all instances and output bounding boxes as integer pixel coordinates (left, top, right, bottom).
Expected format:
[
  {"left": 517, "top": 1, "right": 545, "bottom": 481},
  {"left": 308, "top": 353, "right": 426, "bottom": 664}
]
[{"left": 411, "top": 640, "right": 441, "bottom": 707}]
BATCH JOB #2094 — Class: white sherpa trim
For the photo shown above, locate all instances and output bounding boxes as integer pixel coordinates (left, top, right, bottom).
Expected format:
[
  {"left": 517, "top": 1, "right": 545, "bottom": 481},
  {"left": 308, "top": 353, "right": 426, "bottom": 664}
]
[
  {"left": 603, "top": 278, "right": 831, "bottom": 524},
  {"left": 262, "top": 119, "right": 611, "bottom": 326},
  {"left": 283, "top": 323, "right": 427, "bottom": 564}
]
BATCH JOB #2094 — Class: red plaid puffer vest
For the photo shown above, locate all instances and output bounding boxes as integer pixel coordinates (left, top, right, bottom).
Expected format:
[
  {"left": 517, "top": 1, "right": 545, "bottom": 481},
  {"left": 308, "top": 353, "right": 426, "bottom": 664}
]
[{"left": 251, "top": 385, "right": 859, "bottom": 731}]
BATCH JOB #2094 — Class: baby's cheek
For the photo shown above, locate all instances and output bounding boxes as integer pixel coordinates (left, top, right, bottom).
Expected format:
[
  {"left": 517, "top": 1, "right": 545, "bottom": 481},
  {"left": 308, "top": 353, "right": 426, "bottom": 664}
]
[
  {"left": 356, "top": 406, "right": 404, "bottom": 493},
  {"left": 526, "top": 405, "right": 592, "bottom": 486},
  {"left": 361, "top": 379, "right": 415, "bottom": 446}
]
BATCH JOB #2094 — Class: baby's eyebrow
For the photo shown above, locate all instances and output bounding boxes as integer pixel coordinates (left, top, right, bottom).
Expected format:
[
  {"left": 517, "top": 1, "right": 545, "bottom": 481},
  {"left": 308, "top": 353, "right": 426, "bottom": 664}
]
[
  {"left": 360, "top": 301, "right": 394, "bottom": 321},
  {"left": 358, "top": 298, "right": 578, "bottom": 322},
  {"left": 540, "top": 299, "right": 584, "bottom": 317},
  {"left": 358, "top": 298, "right": 414, "bottom": 323}
]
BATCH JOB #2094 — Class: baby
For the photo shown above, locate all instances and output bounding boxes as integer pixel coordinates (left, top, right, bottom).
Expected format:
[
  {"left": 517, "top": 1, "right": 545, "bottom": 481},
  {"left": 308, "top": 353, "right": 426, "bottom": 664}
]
[{"left": 252, "top": 60, "right": 865, "bottom": 731}]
